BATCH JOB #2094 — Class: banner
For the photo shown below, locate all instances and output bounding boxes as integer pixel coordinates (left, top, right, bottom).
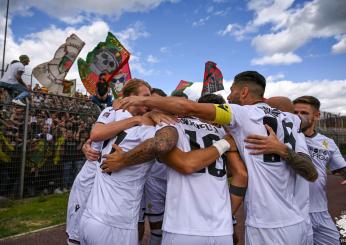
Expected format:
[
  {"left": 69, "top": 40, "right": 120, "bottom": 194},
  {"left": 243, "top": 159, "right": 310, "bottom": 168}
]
[
  {"left": 62, "top": 79, "right": 76, "bottom": 96},
  {"left": 32, "top": 34, "right": 85, "bottom": 95},
  {"left": 78, "top": 32, "right": 130, "bottom": 95},
  {"left": 109, "top": 63, "right": 132, "bottom": 99},
  {"left": 171, "top": 80, "right": 193, "bottom": 95},
  {"left": 201, "top": 61, "right": 224, "bottom": 96}
]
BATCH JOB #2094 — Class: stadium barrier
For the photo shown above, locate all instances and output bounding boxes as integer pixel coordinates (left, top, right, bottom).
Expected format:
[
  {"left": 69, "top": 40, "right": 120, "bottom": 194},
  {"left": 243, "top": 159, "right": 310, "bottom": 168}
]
[{"left": 0, "top": 89, "right": 99, "bottom": 198}]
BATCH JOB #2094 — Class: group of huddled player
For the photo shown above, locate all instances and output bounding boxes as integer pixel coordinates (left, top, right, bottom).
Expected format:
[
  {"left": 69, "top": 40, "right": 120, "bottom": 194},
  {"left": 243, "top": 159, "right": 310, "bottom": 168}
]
[{"left": 65, "top": 71, "right": 346, "bottom": 245}]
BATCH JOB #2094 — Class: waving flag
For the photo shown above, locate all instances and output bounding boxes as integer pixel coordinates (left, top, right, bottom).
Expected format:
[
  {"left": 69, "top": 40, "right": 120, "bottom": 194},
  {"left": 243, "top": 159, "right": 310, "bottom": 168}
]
[
  {"left": 32, "top": 34, "right": 85, "bottom": 95},
  {"left": 78, "top": 32, "right": 130, "bottom": 95},
  {"left": 171, "top": 80, "right": 193, "bottom": 95},
  {"left": 201, "top": 61, "right": 224, "bottom": 96},
  {"left": 109, "top": 63, "right": 132, "bottom": 99}
]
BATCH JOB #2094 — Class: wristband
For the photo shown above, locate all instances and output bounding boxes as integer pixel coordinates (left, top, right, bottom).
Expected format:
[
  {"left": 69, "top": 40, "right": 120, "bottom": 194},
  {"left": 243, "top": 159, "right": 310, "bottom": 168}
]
[
  {"left": 229, "top": 184, "right": 247, "bottom": 197},
  {"left": 213, "top": 139, "right": 231, "bottom": 156}
]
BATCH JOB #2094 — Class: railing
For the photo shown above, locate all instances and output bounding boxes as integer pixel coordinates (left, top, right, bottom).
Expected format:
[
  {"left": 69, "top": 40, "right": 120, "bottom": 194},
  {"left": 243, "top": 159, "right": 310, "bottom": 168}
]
[{"left": 0, "top": 89, "right": 99, "bottom": 198}]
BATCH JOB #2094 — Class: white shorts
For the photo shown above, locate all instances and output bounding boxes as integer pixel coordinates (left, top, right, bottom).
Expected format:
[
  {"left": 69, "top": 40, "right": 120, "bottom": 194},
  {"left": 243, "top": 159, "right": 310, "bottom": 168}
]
[
  {"left": 140, "top": 176, "right": 167, "bottom": 223},
  {"left": 245, "top": 221, "right": 307, "bottom": 245},
  {"left": 80, "top": 216, "right": 138, "bottom": 245},
  {"left": 309, "top": 211, "right": 340, "bottom": 245},
  {"left": 162, "top": 231, "right": 233, "bottom": 245},
  {"left": 66, "top": 162, "right": 96, "bottom": 241},
  {"left": 304, "top": 218, "right": 314, "bottom": 245}
]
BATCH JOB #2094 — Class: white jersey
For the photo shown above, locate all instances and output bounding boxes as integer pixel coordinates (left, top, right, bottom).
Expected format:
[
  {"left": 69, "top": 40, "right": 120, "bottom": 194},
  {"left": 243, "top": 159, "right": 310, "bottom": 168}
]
[
  {"left": 225, "top": 103, "right": 308, "bottom": 228},
  {"left": 306, "top": 133, "right": 346, "bottom": 213},
  {"left": 83, "top": 110, "right": 156, "bottom": 229},
  {"left": 66, "top": 107, "right": 117, "bottom": 240},
  {"left": 162, "top": 117, "right": 233, "bottom": 236},
  {"left": 0, "top": 62, "right": 25, "bottom": 85}
]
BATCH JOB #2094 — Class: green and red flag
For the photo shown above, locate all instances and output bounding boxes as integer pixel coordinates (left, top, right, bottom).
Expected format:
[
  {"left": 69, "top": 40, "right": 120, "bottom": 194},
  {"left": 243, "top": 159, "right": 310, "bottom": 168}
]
[
  {"left": 171, "top": 80, "right": 193, "bottom": 95},
  {"left": 32, "top": 33, "right": 85, "bottom": 95},
  {"left": 109, "top": 63, "right": 132, "bottom": 99},
  {"left": 201, "top": 61, "right": 224, "bottom": 96},
  {"left": 78, "top": 32, "right": 130, "bottom": 95}
]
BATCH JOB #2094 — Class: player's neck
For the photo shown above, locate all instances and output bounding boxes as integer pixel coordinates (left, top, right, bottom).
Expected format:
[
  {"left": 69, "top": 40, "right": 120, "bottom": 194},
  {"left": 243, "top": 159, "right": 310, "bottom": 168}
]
[{"left": 304, "top": 127, "right": 317, "bottom": 137}]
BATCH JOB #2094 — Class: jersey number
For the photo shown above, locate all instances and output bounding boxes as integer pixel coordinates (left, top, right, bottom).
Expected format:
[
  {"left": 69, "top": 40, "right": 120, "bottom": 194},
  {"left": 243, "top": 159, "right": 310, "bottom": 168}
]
[
  {"left": 184, "top": 130, "right": 227, "bottom": 177},
  {"left": 262, "top": 116, "right": 296, "bottom": 163}
]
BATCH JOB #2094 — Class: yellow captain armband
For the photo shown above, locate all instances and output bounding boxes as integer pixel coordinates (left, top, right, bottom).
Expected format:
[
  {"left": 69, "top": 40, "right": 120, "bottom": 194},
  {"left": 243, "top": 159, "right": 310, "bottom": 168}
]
[{"left": 213, "top": 104, "right": 232, "bottom": 125}]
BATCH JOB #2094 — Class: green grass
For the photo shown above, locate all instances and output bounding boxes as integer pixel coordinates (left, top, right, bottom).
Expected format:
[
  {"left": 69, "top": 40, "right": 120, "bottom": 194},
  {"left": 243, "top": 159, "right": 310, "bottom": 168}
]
[{"left": 0, "top": 193, "right": 69, "bottom": 239}]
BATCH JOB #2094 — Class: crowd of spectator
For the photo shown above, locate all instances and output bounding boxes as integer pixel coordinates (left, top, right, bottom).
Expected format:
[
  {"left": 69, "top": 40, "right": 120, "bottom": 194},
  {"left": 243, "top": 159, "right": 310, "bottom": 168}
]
[{"left": 0, "top": 86, "right": 99, "bottom": 197}]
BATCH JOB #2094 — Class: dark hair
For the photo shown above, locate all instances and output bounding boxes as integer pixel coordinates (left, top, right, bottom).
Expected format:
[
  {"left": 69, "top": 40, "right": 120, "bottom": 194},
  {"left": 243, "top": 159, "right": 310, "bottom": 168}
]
[
  {"left": 198, "top": 94, "right": 226, "bottom": 104},
  {"left": 233, "top": 71, "right": 266, "bottom": 97},
  {"left": 293, "top": 96, "right": 320, "bottom": 111},
  {"left": 151, "top": 88, "right": 167, "bottom": 97},
  {"left": 122, "top": 78, "right": 151, "bottom": 97},
  {"left": 171, "top": 91, "right": 188, "bottom": 99}
]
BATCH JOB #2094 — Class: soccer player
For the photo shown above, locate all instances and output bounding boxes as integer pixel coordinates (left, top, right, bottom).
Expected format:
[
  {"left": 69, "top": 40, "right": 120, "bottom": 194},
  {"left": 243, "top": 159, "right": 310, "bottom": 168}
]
[
  {"left": 66, "top": 79, "right": 154, "bottom": 245},
  {"left": 102, "top": 93, "right": 248, "bottom": 245},
  {"left": 293, "top": 96, "right": 346, "bottom": 245},
  {"left": 245, "top": 96, "right": 315, "bottom": 245},
  {"left": 117, "top": 71, "right": 317, "bottom": 244},
  {"left": 138, "top": 87, "right": 169, "bottom": 245}
]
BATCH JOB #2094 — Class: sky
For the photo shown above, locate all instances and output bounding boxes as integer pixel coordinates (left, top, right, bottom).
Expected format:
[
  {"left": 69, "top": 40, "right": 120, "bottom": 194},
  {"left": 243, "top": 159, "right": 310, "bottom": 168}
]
[{"left": 0, "top": 0, "right": 346, "bottom": 114}]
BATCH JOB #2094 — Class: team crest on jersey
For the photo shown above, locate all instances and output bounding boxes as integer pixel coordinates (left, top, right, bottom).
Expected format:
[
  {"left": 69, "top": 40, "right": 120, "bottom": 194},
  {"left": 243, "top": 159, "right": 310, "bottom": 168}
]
[
  {"left": 322, "top": 140, "right": 329, "bottom": 150},
  {"left": 75, "top": 204, "right": 80, "bottom": 212}
]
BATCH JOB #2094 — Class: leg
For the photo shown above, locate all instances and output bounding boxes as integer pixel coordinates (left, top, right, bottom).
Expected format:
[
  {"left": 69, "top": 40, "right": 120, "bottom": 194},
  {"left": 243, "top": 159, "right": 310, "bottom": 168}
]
[
  {"left": 310, "top": 211, "right": 341, "bottom": 245},
  {"left": 12, "top": 83, "right": 29, "bottom": 101}
]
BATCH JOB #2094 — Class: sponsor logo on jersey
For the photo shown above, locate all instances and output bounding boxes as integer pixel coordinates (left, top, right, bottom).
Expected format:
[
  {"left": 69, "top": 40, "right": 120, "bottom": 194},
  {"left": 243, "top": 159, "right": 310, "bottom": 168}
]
[{"left": 308, "top": 146, "right": 330, "bottom": 161}]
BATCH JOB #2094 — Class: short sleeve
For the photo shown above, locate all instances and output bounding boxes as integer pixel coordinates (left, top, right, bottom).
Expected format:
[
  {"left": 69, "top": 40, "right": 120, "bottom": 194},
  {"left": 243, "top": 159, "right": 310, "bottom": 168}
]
[
  {"left": 138, "top": 125, "right": 156, "bottom": 142},
  {"left": 329, "top": 140, "right": 346, "bottom": 171},
  {"left": 96, "top": 107, "right": 116, "bottom": 124},
  {"left": 14, "top": 63, "right": 25, "bottom": 74}
]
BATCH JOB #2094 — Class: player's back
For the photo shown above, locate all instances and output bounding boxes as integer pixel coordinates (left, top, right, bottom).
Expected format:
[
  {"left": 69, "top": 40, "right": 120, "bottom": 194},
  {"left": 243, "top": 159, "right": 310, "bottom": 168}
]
[
  {"left": 163, "top": 117, "right": 233, "bottom": 236},
  {"left": 227, "top": 103, "right": 304, "bottom": 228},
  {"left": 83, "top": 110, "right": 156, "bottom": 229}
]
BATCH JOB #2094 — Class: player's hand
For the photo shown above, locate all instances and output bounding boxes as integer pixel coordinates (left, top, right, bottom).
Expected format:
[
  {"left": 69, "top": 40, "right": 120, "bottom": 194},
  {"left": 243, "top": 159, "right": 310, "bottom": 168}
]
[
  {"left": 145, "top": 111, "right": 177, "bottom": 125},
  {"left": 112, "top": 99, "right": 122, "bottom": 110},
  {"left": 224, "top": 134, "right": 238, "bottom": 152},
  {"left": 136, "top": 116, "right": 155, "bottom": 126},
  {"left": 244, "top": 124, "right": 286, "bottom": 155},
  {"left": 101, "top": 144, "right": 127, "bottom": 172},
  {"left": 82, "top": 139, "right": 100, "bottom": 161},
  {"left": 119, "top": 96, "right": 146, "bottom": 111}
]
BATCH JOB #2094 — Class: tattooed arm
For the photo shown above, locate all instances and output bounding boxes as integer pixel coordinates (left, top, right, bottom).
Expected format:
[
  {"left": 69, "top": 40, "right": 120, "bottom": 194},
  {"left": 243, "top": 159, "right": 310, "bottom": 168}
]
[
  {"left": 101, "top": 127, "right": 238, "bottom": 174},
  {"left": 101, "top": 126, "right": 179, "bottom": 172},
  {"left": 245, "top": 124, "right": 318, "bottom": 182}
]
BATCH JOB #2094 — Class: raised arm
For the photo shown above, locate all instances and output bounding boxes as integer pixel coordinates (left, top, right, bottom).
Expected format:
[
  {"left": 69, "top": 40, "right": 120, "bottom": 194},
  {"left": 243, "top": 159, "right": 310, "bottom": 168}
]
[
  {"left": 244, "top": 125, "right": 318, "bottom": 182},
  {"left": 90, "top": 116, "right": 153, "bottom": 141},
  {"left": 118, "top": 96, "right": 218, "bottom": 122}
]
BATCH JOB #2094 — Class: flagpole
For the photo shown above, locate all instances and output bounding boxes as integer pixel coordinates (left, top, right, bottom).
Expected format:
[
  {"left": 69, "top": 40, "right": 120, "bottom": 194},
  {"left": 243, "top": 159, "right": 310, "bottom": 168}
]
[{"left": 1, "top": 0, "right": 9, "bottom": 78}]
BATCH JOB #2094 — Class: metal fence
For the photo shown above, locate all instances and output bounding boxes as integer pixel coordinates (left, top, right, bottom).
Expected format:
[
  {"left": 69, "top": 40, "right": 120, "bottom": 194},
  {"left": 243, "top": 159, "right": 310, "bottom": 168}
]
[{"left": 0, "top": 89, "right": 99, "bottom": 198}]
